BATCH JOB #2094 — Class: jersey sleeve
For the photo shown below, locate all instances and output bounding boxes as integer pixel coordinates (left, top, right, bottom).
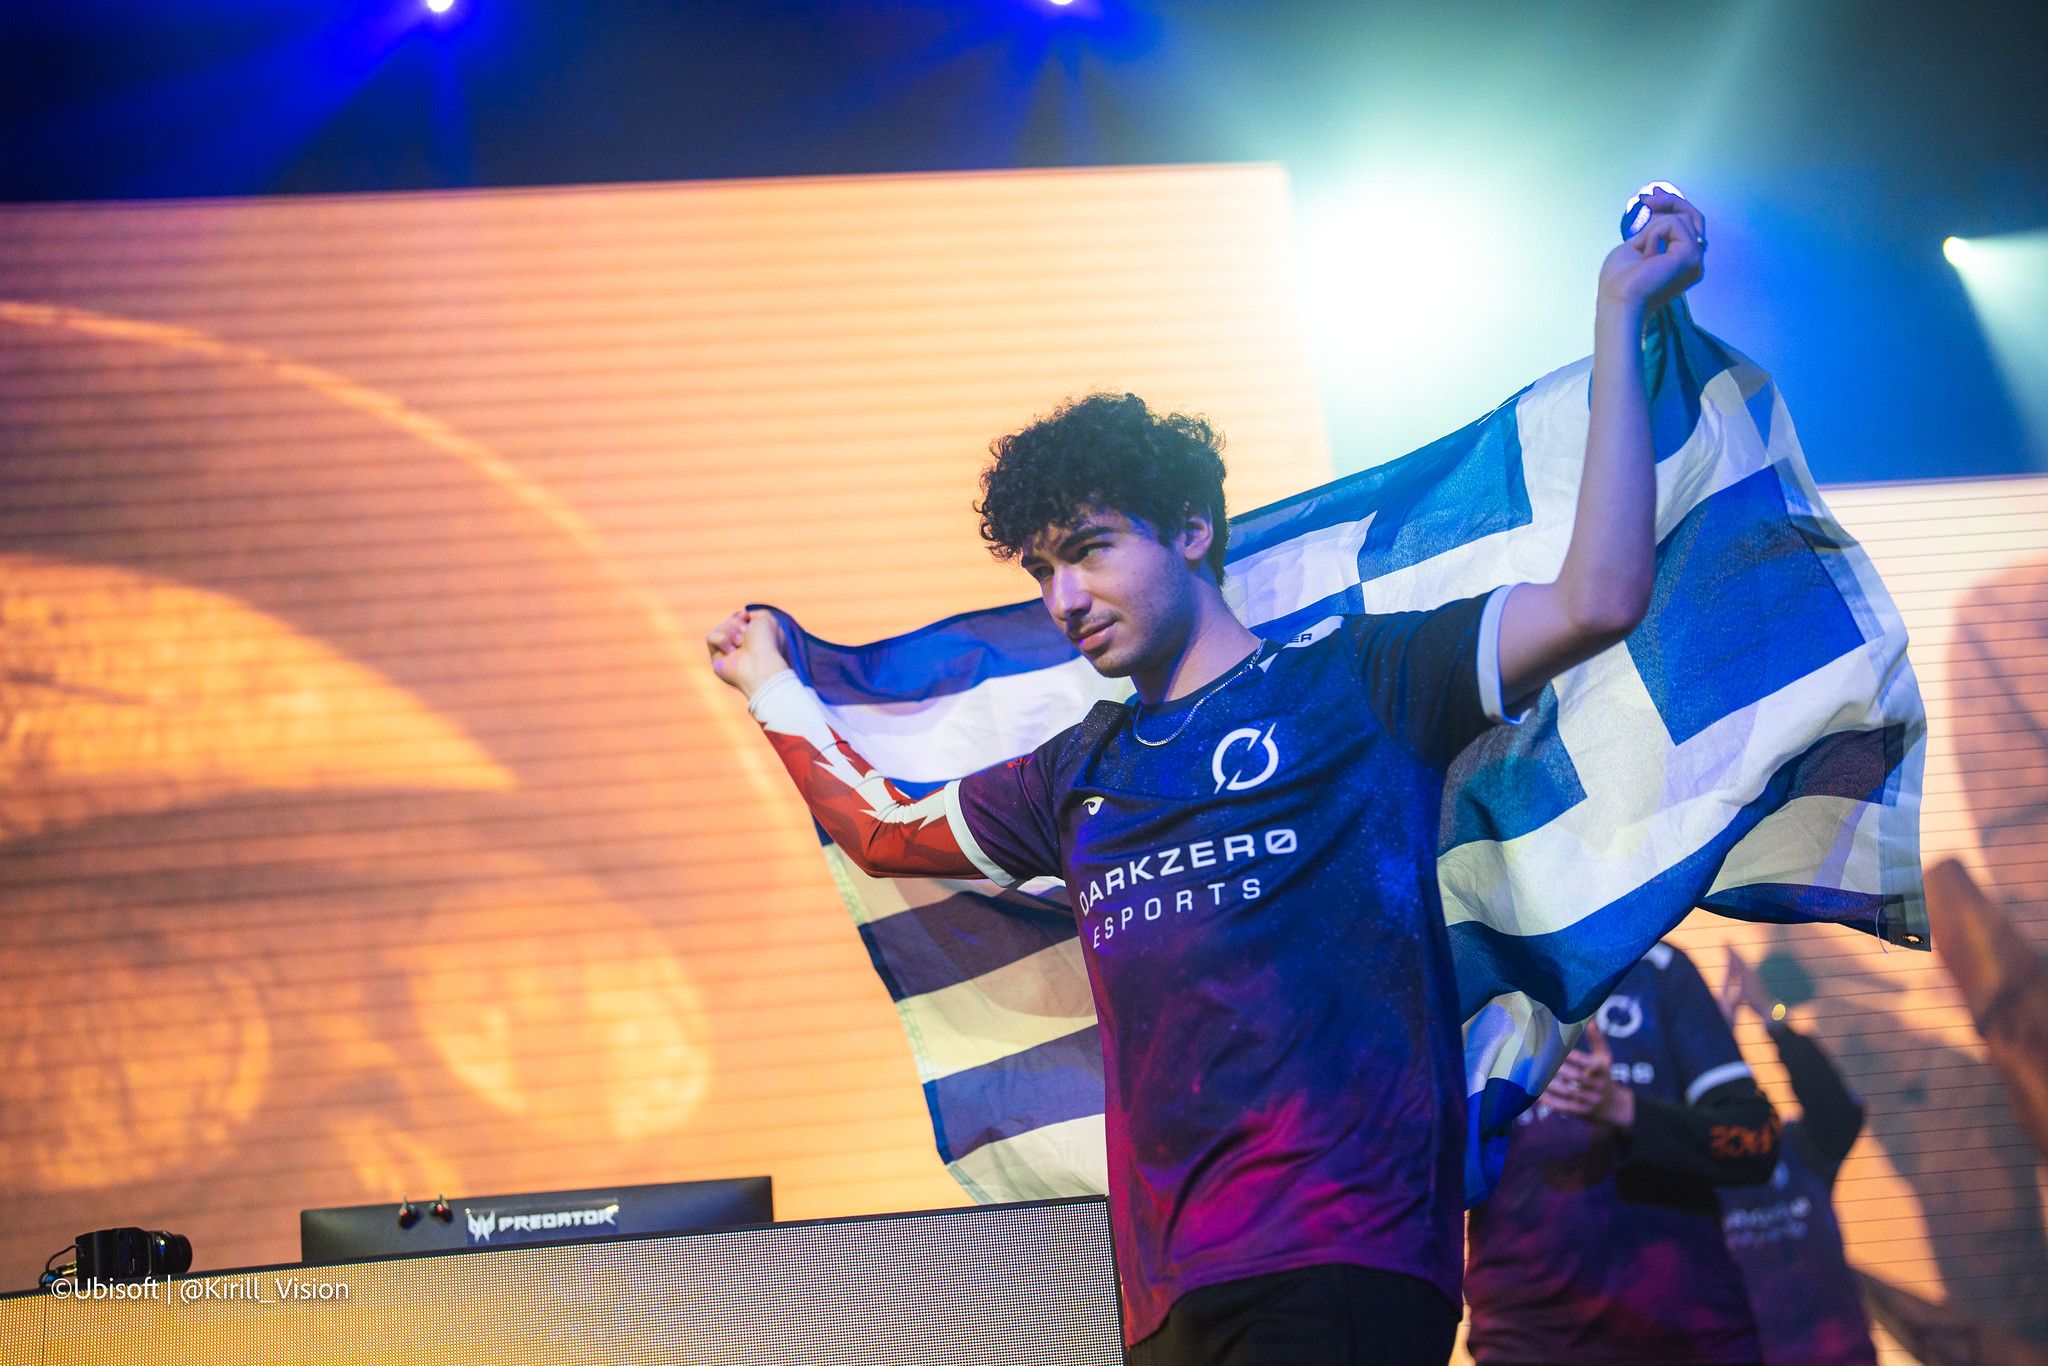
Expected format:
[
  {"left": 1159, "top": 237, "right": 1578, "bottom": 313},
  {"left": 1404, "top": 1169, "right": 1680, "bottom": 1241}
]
[
  {"left": 1662, "top": 947, "right": 1756, "bottom": 1106},
  {"left": 747, "top": 669, "right": 984, "bottom": 880},
  {"left": 1339, "top": 584, "right": 1523, "bottom": 770},
  {"left": 1616, "top": 946, "right": 1780, "bottom": 1185},
  {"left": 1769, "top": 1021, "right": 1865, "bottom": 1173},
  {"left": 953, "top": 731, "right": 1069, "bottom": 888}
]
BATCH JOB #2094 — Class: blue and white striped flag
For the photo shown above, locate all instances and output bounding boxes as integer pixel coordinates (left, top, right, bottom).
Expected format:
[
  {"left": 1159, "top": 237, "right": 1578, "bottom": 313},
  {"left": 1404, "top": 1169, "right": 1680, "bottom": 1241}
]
[{"left": 767, "top": 304, "right": 1926, "bottom": 1204}]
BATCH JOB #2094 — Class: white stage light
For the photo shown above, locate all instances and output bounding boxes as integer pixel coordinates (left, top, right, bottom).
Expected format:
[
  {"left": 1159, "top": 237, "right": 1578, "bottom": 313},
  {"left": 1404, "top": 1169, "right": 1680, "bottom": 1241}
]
[
  {"left": 1292, "top": 162, "right": 1591, "bottom": 474},
  {"left": 1947, "top": 230, "right": 2048, "bottom": 463}
]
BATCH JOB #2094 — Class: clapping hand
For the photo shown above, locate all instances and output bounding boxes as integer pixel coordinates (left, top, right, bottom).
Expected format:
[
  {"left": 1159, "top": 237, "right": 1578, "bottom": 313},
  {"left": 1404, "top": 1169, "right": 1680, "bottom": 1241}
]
[{"left": 1541, "top": 1021, "right": 1637, "bottom": 1130}]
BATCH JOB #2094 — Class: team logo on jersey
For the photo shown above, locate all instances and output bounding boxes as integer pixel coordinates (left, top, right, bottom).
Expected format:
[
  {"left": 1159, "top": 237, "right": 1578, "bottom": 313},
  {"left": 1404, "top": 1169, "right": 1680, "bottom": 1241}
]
[
  {"left": 1212, "top": 724, "right": 1280, "bottom": 794},
  {"left": 1083, "top": 796, "right": 1104, "bottom": 816},
  {"left": 1595, "top": 994, "right": 1644, "bottom": 1038}
]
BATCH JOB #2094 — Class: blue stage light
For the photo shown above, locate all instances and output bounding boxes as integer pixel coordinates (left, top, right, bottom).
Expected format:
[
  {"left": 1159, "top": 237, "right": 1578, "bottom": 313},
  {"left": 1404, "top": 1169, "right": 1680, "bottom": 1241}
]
[{"left": 1943, "top": 236, "right": 1969, "bottom": 266}]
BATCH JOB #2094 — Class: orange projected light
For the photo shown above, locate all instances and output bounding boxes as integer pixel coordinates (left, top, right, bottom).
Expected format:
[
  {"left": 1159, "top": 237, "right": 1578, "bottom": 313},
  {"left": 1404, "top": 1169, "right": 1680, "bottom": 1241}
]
[{"left": 0, "top": 166, "right": 1328, "bottom": 1286}]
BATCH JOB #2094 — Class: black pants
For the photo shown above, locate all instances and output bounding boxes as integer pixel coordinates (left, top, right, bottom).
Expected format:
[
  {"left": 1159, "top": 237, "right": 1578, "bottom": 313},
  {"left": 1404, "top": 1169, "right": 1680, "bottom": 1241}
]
[{"left": 1125, "top": 1263, "right": 1460, "bottom": 1366}]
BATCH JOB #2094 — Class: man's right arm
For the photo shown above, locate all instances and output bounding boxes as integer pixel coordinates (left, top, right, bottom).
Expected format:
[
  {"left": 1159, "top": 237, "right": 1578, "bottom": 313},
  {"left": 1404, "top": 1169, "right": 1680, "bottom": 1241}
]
[
  {"left": 1769, "top": 1021, "right": 1865, "bottom": 1171},
  {"left": 709, "top": 607, "right": 1015, "bottom": 883},
  {"left": 1723, "top": 949, "right": 1865, "bottom": 1171},
  {"left": 1495, "top": 189, "right": 1708, "bottom": 705}
]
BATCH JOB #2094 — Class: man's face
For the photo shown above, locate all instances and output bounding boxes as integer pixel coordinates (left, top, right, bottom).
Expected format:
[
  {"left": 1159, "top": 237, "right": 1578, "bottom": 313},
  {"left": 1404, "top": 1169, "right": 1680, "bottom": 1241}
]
[{"left": 1019, "top": 506, "right": 1203, "bottom": 678}]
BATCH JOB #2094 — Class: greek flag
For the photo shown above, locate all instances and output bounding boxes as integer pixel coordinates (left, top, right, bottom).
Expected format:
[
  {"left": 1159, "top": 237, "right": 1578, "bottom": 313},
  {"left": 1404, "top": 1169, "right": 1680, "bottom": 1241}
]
[{"left": 765, "top": 303, "right": 1926, "bottom": 1203}]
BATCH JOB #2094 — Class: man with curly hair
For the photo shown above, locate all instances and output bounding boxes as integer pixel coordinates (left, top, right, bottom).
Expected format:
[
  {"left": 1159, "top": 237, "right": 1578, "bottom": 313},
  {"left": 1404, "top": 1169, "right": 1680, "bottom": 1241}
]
[{"left": 708, "top": 190, "right": 1709, "bottom": 1364}]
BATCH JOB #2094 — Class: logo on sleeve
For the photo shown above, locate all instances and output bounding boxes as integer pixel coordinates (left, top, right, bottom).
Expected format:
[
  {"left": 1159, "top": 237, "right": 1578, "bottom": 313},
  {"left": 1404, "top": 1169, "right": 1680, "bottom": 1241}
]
[
  {"left": 1212, "top": 724, "right": 1280, "bottom": 793},
  {"left": 1286, "top": 616, "right": 1341, "bottom": 648},
  {"left": 1083, "top": 796, "right": 1104, "bottom": 816}
]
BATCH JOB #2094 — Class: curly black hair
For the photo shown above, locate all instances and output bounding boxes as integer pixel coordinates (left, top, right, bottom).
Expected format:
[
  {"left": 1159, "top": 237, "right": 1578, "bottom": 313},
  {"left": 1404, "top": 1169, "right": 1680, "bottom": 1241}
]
[{"left": 976, "top": 392, "right": 1229, "bottom": 581}]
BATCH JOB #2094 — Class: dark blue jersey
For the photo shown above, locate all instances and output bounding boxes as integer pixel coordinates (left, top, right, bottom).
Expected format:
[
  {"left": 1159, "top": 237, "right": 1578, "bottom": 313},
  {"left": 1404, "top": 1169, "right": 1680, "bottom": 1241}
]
[
  {"left": 957, "top": 590, "right": 1509, "bottom": 1345},
  {"left": 1720, "top": 1025, "right": 1878, "bottom": 1366},
  {"left": 1465, "top": 944, "right": 1766, "bottom": 1366}
]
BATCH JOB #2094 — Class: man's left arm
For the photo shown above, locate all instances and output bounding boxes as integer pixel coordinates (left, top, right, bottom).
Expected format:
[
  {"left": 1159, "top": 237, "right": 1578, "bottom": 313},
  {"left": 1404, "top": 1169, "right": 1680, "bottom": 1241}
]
[
  {"left": 1495, "top": 190, "right": 1707, "bottom": 706},
  {"left": 1636, "top": 948, "right": 1781, "bottom": 1183},
  {"left": 1621, "top": 1080, "right": 1781, "bottom": 1186}
]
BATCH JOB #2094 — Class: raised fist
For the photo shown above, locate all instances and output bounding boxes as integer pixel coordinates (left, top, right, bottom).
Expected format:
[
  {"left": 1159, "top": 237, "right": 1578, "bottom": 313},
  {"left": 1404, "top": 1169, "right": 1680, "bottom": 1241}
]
[{"left": 705, "top": 607, "right": 791, "bottom": 699}]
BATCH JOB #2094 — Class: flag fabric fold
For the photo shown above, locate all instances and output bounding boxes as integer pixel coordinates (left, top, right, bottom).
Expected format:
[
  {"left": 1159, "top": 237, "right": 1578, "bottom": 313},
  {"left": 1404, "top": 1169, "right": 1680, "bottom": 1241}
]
[{"left": 764, "top": 303, "right": 1926, "bottom": 1204}]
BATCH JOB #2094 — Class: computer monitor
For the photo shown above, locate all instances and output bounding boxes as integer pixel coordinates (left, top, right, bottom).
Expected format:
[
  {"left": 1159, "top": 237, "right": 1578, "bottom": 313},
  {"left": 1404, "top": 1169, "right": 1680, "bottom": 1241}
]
[{"left": 300, "top": 1177, "right": 772, "bottom": 1264}]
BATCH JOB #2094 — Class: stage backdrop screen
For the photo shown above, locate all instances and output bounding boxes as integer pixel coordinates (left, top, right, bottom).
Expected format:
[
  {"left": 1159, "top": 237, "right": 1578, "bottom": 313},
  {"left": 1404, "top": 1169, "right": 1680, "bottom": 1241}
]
[{"left": 0, "top": 164, "right": 1328, "bottom": 1285}]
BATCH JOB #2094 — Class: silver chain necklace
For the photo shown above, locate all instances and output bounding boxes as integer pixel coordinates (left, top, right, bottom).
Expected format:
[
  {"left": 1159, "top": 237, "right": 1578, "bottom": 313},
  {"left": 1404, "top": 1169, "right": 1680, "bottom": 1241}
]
[{"left": 1128, "top": 646, "right": 1266, "bottom": 747}]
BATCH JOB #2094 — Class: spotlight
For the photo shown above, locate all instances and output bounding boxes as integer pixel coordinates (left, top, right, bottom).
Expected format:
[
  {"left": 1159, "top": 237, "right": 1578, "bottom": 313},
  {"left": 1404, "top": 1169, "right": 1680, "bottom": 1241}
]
[
  {"left": 1944, "top": 227, "right": 2048, "bottom": 459},
  {"left": 425, "top": 0, "right": 455, "bottom": 14}
]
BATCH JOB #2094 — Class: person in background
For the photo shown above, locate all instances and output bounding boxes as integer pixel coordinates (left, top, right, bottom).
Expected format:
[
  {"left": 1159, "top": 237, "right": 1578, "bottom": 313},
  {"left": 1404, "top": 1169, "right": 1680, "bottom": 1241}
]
[
  {"left": 1715, "top": 947, "right": 1880, "bottom": 1366},
  {"left": 1463, "top": 940, "right": 1780, "bottom": 1366}
]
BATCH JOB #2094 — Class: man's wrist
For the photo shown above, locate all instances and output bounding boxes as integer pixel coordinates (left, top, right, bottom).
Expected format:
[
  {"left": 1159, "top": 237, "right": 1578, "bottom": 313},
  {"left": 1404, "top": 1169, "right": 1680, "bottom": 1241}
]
[
  {"left": 745, "top": 667, "right": 801, "bottom": 718},
  {"left": 1593, "top": 294, "right": 1647, "bottom": 338}
]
